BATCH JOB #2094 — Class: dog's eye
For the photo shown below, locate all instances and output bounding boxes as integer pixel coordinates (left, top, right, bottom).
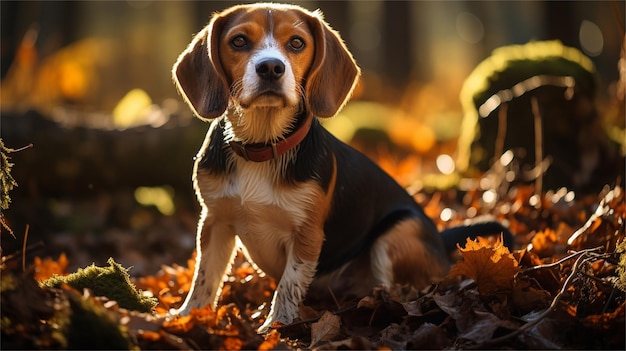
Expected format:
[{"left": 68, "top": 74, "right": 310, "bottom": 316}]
[
  {"left": 231, "top": 35, "right": 248, "bottom": 49},
  {"left": 288, "top": 37, "right": 305, "bottom": 51}
]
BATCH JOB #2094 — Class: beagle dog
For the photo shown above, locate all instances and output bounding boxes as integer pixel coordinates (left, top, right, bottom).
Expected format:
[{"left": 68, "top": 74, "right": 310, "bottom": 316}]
[{"left": 171, "top": 3, "right": 510, "bottom": 332}]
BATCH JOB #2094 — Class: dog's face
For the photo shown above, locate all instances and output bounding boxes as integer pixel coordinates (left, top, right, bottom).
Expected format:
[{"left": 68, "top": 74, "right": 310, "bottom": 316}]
[
  {"left": 217, "top": 7, "right": 315, "bottom": 110},
  {"left": 173, "top": 3, "right": 360, "bottom": 126}
]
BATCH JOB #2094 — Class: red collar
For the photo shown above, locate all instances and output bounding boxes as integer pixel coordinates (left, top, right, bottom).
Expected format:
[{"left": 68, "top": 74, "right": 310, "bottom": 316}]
[{"left": 228, "top": 114, "right": 313, "bottom": 162}]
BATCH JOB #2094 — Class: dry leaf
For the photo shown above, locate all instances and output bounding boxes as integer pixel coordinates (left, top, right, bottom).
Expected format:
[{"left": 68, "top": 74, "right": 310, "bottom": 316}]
[
  {"left": 223, "top": 336, "right": 243, "bottom": 351},
  {"left": 310, "top": 311, "right": 341, "bottom": 346},
  {"left": 582, "top": 301, "right": 625, "bottom": 329},
  {"left": 458, "top": 310, "right": 510, "bottom": 343},
  {"left": 512, "top": 277, "right": 551, "bottom": 312},
  {"left": 162, "top": 315, "right": 195, "bottom": 334},
  {"left": 191, "top": 305, "right": 219, "bottom": 327},
  {"left": 33, "top": 253, "right": 69, "bottom": 281},
  {"left": 530, "top": 229, "right": 558, "bottom": 257},
  {"left": 406, "top": 323, "right": 451, "bottom": 349},
  {"left": 138, "top": 330, "right": 161, "bottom": 341},
  {"left": 357, "top": 295, "right": 377, "bottom": 309},
  {"left": 258, "top": 330, "right": 281, "bottom": 351},
  {"left": 448, "top": 236, "right": 520, "bottom": 295}
]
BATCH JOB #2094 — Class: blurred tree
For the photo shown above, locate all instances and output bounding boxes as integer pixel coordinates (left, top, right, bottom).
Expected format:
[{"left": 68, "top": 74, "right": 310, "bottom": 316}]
[
  {"left": 382, "top": 1, "right": 413, "bottom": 94},
  {"left": 545, "top": 1, "right": 577, "bottom": 48}
]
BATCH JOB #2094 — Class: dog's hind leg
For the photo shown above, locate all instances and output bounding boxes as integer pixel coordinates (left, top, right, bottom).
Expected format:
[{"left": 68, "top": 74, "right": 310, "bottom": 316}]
[{"left": 370, "top": 218, "right": 450, "bottom": 289}]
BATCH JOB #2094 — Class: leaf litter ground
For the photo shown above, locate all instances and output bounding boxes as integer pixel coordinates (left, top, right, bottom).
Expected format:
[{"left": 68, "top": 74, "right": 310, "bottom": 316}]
[{"left": 2, "top": 180, "right": 625, "bottom": 350}]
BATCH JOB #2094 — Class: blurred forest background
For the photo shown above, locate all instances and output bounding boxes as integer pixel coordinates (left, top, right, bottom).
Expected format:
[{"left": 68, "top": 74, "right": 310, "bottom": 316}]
[{"left": 1, "top": 1, "right": 624, "bottom": 275}]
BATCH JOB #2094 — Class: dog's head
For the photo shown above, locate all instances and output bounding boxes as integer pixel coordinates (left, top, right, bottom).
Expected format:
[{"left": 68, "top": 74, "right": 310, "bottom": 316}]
[{"left": 173, "top": 3, "right": 360, "bottom": 121}]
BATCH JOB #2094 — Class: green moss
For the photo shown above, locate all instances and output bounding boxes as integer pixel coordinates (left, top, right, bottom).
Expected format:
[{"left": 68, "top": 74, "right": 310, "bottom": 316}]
[
  {"left": 457, "top": 40, "right": 596, "bottom": 172},
  {"left": 0, "top": 138, "right": 18, "bottom": 211},
  {"left": 0, "top": 273, "right": 17, "bottom": 292},
  {"left": 462, "top": 41, "right": 595, "bottom": 109},
  {"left": 616, "top": 240, "right": 626, "bottom": 292},
  {"left": 43, "top": 258, "right": 157, "bottom": 313},
  {"left": 64, "top": 289, "right": 135, "bottom": 350}
]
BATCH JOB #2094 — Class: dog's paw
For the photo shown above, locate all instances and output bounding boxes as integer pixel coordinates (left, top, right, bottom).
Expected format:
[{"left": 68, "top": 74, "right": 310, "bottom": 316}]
[
  {"left": 168, "top": 305, "right": 191, "bottom": 317},
  {"left": 257, "top": 307, "right": 297, "bottom": 333},
  {"left": 257, "top": 318, "right": 286, "bottom": 334}
]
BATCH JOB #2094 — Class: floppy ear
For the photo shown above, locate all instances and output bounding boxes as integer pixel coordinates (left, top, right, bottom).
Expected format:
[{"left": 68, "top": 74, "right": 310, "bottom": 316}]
[
  {"left": 305, "top": 10, "right": 361, "bottom": 118},
  {"left": 172, "top": 16, "right": 229, "bottom": 120}
]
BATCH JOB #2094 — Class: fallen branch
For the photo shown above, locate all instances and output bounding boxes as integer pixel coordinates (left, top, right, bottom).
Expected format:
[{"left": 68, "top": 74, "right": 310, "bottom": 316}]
[
  {"left": 471, "top": 248, "right": 599, "bottom": 349},
  {"left": 517, "top": 246, "right": 603, "bottom": 276}
]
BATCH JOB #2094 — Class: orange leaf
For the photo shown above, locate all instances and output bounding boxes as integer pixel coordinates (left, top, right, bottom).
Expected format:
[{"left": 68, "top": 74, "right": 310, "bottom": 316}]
[
  {"left": 191, "top": 305, "right": 218, "bottom": 325},
  {"left": 258, "top": 330, "right": 281, "bottom": 351},
  {"left": 138, "top": 330, "right": 161, "bottom": 341},
  {"left": 159, "top": 295, "right": 182, "bottom": 309},
  {"left": 222, "top": 337, "right": 243, "bottom": 351},
  {"left": 530, "top": 229, "right": 558, "bottom": 258},
  {"left": 33, "top": 253, "right": 69, "bottom": 281},
  {"left": 162, "top": 315, "right": 195, "bottom": 333},
  {"left": 448, "top": 235, "right": 519, "bottom": 295},
  {"left": 234, "top": 262, "right": 256, "bottom": 279},
  {"left": 154, "top": 306, "right": 169, "bottom": 315},
  {"left": 582, "top": 302, "right": 625, "bottom": 329}
]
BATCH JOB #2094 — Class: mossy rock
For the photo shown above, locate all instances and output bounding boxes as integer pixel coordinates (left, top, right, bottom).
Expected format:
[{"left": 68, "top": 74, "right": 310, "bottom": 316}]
[
  {"left": 43, "top": 258, "right": 157, "bottom": 313},
  {"left": 63, "top": 288, "right": 135, "bottom": 350},
  {"left": 457, "top": 40, "right": 622, "bottom": 192},
  {"left": 458, "top": 41, "right": 596, "bottom": 175}
]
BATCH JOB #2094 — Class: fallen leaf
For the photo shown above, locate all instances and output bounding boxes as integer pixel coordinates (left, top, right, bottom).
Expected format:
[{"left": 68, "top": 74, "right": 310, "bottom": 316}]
[
  {"left": 223, "top": 336, "right": 243, "bottom": 351},
  {"left": 582, "top": 301, "right": 625, "bottom": 329},
  {"left": 33, "top": 253, "right": 68, "bottom": 281},
  {"left": 530, "top": 229, "right": 558, "bottom": 257},
  {"left": 518, "top": 309, "right": 575, "bottom": 349},
  {"left": 357, "top": 295, "right": 377, "bottom": 309},
  {"left": 406, "top": 323, "right": 451, "bottom": 349},
  {"left": 137, "top": 330, "right": 161, "bottom": 341},
  {"left": 190, "top": 305, "right": 219, "bottom": 327},
  {"left": 448, "top": 236, "right": 520, "bottom": 295},
  {"left": 257, "top": 330, "right": 281, "bottom": 351},
  {"left": 512, "top": 276, "right": 551, "bottom": 313},
  {"left": 458, "top": 310, "right": 509, "bottom": 343},
  {"left": 162, "top": 314, "right": 195, "bottom": 334},
  {"left": 310, "top": 311, "right": 341, "bottom": 346}
]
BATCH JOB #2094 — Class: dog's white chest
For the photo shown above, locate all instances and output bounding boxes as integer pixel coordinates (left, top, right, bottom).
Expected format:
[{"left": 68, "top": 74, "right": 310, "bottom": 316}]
[{"left": 196, "top": 159, "right": 317, "bottom": 278}]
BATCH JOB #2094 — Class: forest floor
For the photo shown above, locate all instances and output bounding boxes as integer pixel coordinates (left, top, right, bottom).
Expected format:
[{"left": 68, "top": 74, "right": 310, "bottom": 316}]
[{"left": 1, "top": 158, "right": 625, "bottom": 350}]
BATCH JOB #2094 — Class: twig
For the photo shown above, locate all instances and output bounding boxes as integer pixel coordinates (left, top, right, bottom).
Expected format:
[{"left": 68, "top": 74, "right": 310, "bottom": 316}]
[
  {"left": 22, "top": 224, "right": 29, "bottom": 272},
  {"left": 11, "top": 143, "right": 34, "bottom": 153},
  {"left": 368, "top": 305, "right": 379, "bottom": 327},
  {"left": 0, "top": 241, "right": 44, "bottom": 264},
  {"left": 517, "top": 246, "right": 603, "bottom": 276},
  {"left": 611, "top": 0, "right": 625, "bottom": 36},
  {"left": 471, "top": 250, "right": 591, "bottom": 349},
  {"left": 494, "top": 103, "right": 508, "bottom": 165},
  {"left": 530, "top": 96, "right": 543, "bottom": 199},
  {"left": 277, "top": 304, "right": 357, "bottom": 330},
  {"left": 601, "top": 288, "right": 618, "bottom": 315},
  {"left": 327, "top": 285, "right": 340, "bottom": 310}
]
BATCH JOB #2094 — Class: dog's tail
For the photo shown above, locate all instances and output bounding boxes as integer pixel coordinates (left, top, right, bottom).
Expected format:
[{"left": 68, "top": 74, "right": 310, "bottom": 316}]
[{"left": 440, "top": 219, "right": 514, "bottom": 252}]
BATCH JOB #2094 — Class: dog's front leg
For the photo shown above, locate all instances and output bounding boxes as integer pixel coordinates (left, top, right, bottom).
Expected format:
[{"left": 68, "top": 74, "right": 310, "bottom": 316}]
[
  {"left": 172, "top": 209, "right": 237, "bottom": 315},
  {"left": 258, "top": 229, "right": 323, "bottom": 333}
]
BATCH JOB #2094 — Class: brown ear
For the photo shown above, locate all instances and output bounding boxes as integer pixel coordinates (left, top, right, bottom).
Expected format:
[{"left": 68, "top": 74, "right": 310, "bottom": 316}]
[
  {"left": 305, "top": 10, "right": 361, "bottom": 118},
  {"left": 172, "top": 18, "right": 229, "bottom": 120}
]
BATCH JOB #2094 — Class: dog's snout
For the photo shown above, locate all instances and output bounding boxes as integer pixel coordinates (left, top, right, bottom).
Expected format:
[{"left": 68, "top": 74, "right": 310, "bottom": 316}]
[{"left": 255, "top": 58, "right": 285, "bottom": 80}]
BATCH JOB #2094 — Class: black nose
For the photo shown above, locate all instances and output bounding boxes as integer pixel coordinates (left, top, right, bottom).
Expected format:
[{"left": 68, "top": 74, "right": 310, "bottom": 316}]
[{"left": 255, "top": 58, "right": 285, "bottom": 80}]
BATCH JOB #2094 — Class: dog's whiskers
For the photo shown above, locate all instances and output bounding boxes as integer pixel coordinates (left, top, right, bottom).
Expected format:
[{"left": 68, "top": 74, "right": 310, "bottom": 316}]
[{"left": 230, "top": 79, "right": 244, "bottom": 99}]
